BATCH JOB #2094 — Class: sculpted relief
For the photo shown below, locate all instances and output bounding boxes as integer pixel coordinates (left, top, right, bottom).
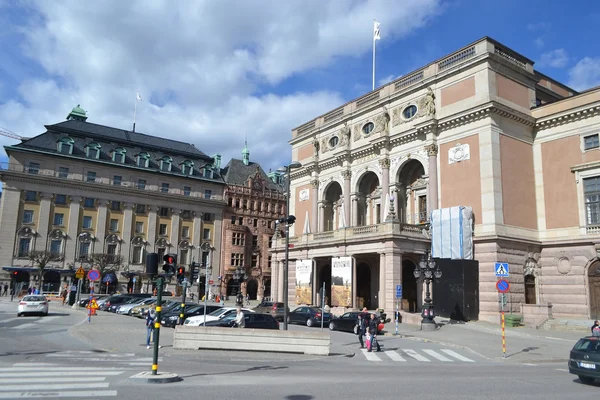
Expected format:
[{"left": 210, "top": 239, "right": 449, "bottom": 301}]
[{"left": 392, "top": 87, "right": 436, "bottom": 127}]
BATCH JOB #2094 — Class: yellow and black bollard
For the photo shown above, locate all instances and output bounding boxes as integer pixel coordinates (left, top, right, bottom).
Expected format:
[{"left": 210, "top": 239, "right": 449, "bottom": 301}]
[{"left": 151, "top": 277, "right": 164, "bottom": 375}]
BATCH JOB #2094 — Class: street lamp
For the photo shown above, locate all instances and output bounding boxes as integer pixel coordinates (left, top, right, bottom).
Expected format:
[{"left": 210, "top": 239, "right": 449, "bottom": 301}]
[
  {"left": 232, "top": 265, "right": 248, "bottom": 306},
  {"left": 277, "top": 161, "right": 302, "bottom": 330},
  {"left": 413, "top": 250, "right": 442, "bottom": 331}
]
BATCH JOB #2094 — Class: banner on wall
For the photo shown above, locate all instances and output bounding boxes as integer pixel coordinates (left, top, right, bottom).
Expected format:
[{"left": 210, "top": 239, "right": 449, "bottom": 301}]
[
  {"left": 331, "top": 257, "right": 352, "bottom": 307},
  {"left": 295, "top": 260, "right": 313, "bottom": 305}
]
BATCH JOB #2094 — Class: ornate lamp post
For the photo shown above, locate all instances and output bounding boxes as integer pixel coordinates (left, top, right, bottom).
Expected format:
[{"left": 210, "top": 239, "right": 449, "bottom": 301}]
[
  {"left": 232, "top": 265, "right": 248, "bottom": 306},
  {"left": 413, "top": 250, "right": 442, "bottom": 331}
]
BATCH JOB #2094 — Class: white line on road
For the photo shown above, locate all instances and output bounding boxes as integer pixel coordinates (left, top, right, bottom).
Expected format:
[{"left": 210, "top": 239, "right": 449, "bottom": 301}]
[
  {"left": 0, "top": 382, "right": 110, "bottom": 391},
  {"left": 555, "top": 368, "right": 569, "bottom": 372},
  {"left": 47, "top": 352, "right": 136, "bottom": 358},
  {"left": 402, "top": 349, "right": 430, "bottom": 362},
  {"left": 544, "top": 337, "right": 573, "bottom": 342},
  {"left": 36, "top": 316, "right": 60, "bottom": 324},
  {"left": 360, "top": 349, "right": 382, "bottom": 361},
  {"left": 423, "top": 349, "right": 453, "bottom": 362},
  {"left": 384, "top": 351, "right": 406, "bottom": 362},
  {"left": 42, "top": 357, "right": 160, "bottom": 362},
  {"left": 0, "top": 317, "right": 21, "bottom": 324},
  {"left": 0, "top": 371, "right": 125, "bottom": 377},
  {"left": 0, "top": 390, "right": 117, "bottom": 398},
  {"left": 0, "top": 377, "right": 107, "bottom": 384},
  {"left": 12, "top": 323, "right": 38, "bottom": 330},
  {"left": 441, "top": 349, "right": 475, "bottom": 362},
  {"left": 12, "top": 363, "right": 58, "bottom": 367},
  {"left": 0, "top": 367, "right": 125, "bottom": 372}
]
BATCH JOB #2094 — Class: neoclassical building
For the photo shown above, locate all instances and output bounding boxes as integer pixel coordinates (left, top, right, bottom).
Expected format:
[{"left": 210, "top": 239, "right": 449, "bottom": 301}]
[
  {"left": 0, "top": 106, "right": 225, "bottom": 294},
  {"left": 271, "top": 36, "right": 600, "bottom": 324}
]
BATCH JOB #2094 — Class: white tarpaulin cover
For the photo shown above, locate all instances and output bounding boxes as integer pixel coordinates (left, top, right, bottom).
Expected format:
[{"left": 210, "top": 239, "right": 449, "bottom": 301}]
[{"left": 430, "top": 206, "right": 473, "bottom": 260}]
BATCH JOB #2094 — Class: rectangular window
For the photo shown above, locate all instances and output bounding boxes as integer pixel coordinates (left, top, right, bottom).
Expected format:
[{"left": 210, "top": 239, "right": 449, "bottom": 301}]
[
  {"left": 159, "top": 224, "right": 167, "bottom": 236},
  {"left": 584, "top": 134, "right": 600, "bottom": 150},
  {"left": 203, "top": 213, "right": 212, "bottom": 222},
  {"left": 79, "top": 242, "right": 90, "bottom": 258},
  {"left": 84, "top": 198, "right": 95, "bottom": 208},
  {"left": 231, "top": 216, "right": 236, "bottom": 224},
  {"left": 28, "top": 162, "right": 40, "bottom": 174},
  {"left": 157, "top": 247, "right": 166, "bottom": 260},
  {"left": 238, "top": 216, "right": 243, "bottom": 225},
  {"left": 267, "top": 220, "right": 272, "bottom": 229},
  {"left": 107, "top": 244, "right": 117, "bottom": 255},
  {"left": 50, "top": 240, "right": 62, "bottom": 257},
  {"left": 252, "top": 235, "right": 258, "bottom": 247},
  {"left": 55, "top": 194, "right": 67, "bottom": 205},
  {"left": 58, "top": 167, "right": 69, "bottom": 178},
  {"left": 53, "top": 213, "right": 64, "bottom": 226},
  {"left": 132, "top": 246, "right": 143, "bottom": 264},
  {"left": 135, "top": 221, "right": 144, "bottom": 234},
  {"left": 25, "top": 191, "right": 37, "bottom": 201},
  {"left": 114, "top": 153, "right": 124, "bottom": 163},
  {"left": 201, "top": 251, "right": 209, "bottom": 267},
  {"left": 110, "top": 219, "right": 119, "bottom": 232},
  {"left": 235, "top": 199, "right": 240, "bottom": 208},
  {"left": 228, "top": 197, "right": 233, "bottom": 206},
  {"left": 159, "top": 207, "right": 169, "bottom": 217},
  {"left": 113, "top": 175, "right": 122, "bottom": 186},
  {"left": 232, "top": 232, "right": 245, "bottom": 246},
  {"left": 137, "top": 179, "right": 146, "bottom": 189},
  {"left": 18, "top": 238, "right": 31, "bottom": 257},
  {"left": 182, "top": 226, "right": 190, "bottom": 238},
  {"left": 250, "top": 201, "right": 255, "bottom": 211},
  {"left": 23, "top": 210, "right": 34, "bottom": 223},
  {"left": 268, "top": 235, "right": 273, "bottom": 248},
  {"left": 253, "top": 218, "right": 258, "bottom": 227},
  {"left": 111, "top": 201, "right": 121, "bottom": 211},
  {"left": 585, "top": 177, "right": 600, "bottom": 225},
  {"left": 88, "top": 148, "right": 98, "bottom": 159},
  {"left": 243, "top": 200, "right": 247, "bottom": 209},
  {"left": 251, "top": 254, "right": 258, "bottom": 268},
  {"left": 203, "top": 228, "right": 211, "bottom": 240},
  {"left": 86, "top": 171, "right": 96, "bottom": 183},
  {"left": 161, "top": 183, "right": 169, "bottom": 193},
  {"left": 230, "top": 253, "right": 244, "bottom": 267},
  {"left": 82, "top": 216, "right": 92, "bottom": 229},
  {"left": 204, "top": 190, "right": 212, "bottom": 199},
  {"left": 136, "top": 204, "right": 146, "bottom": 214},
  {"left": 183, "top": 186, "right": 191, "bottom": 196},
  {"left": 180, "top": 249, "right": 189, "bottom": 265}
]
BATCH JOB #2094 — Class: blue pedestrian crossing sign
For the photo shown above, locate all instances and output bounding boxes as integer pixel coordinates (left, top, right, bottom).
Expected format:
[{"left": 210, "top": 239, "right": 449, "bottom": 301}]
[
  {"left": 495, "top": 263, "right": 509, "bottom": 277},
  {"left": 396, "top": 284, "right": 402, "bottom": 299}
]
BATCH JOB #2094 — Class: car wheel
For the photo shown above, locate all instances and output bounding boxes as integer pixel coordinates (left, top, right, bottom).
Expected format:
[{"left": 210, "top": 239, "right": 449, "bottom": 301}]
[
  {"left": 17, "top": 313, "right": 21, "bottom": 317},
  {"left": 353, "top": 325, "right": 358, "bottom": 335},
  {"left": 579, "top": 375, "right": 595, "bottom": 384},
  {"left": 329, "top": 322, "right": 335, "bottom": 331},
  {"left": 306, "top": 318, "right": 314, "bottom": 327}
]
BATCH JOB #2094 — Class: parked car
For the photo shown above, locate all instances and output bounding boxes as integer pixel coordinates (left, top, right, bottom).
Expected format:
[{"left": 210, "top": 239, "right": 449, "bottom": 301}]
[
  {"left": 184, "top": 307, "right": 254, "bottom": 326},
  {"left": 99, "top": 295, "right": 135, "bottom": 311},
  {"left": 130, "top": 299, "right": 158, "bottom": 318},
  {"left": 253, "top": 301, "right": 289, "bottom": 321},
  {"left": 329, "top": 311, "right": 383, "bottom": 334},
  {"left": 160, "top": 304, "right": 222, "bottom": 328},
  {"left": 287, "top": 306, "right": 331, "bottom": 327},
  {"left": 569, "top": 336, "right": 600, "bottom": 383},
  {"left": 203, "top": 312, "right": 279, "bottom": 330},
  {"left": 18, "top": 295, "right": 49, "bottom": 317},
  {"left": 116, "top": 298, "right": 156, "bottom": 315}
]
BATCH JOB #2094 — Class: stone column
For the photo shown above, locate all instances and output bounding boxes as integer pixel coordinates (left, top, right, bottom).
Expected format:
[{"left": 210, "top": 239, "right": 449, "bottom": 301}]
[
  {"left": 351, "top": 194, "right": 359, "bottom": 226},
  {"left": 192, "top": 211, "right": 203, "bottom": 263},
  {"left": 384, "top": 251, "right": 402, "bottom": 312},
  {"left": 318, "top": 202, "right": 326, "bottom": 232},
  {"left": 121, "top": 203, "right": 134, "bottom": 265},
  {"left": 95, "top": 200, "right": 109, "bottom": 253},
  {"left": 312, "top": 259, "right": 318, "bottom": 305},
  {"left": 170, "top": 208, "right": 181, "bottom": 260},
  {"left": 34, "top": 192, "right": 52, "bottom": 252},
  {"left": 342, "top": 170, "right": 352, "bottom": 226},
  {"left": 378, "top": 252, "right": 386, "bottom": 309},
  {"left": 310, "top": 179, "right": 319, "bottom": 233},
  {"left": 351, "top": 256, "right": 357, "bottom": 309},
  {"left": 426, "top": 143, "right": 439, "bottom": 211},
  {"left": 147, "top": 206, "right": 158, "bottom": 252},
  {"left": 65, "top": 196, "right": 82, "bottom": 262},
  {"left": 0, "top": 188, "right": 21, "bottom": 267},
  {"left": 380, "top": 158, "right": 390, "bottom": 201},
  {"left": 277, "top": 259, "right": 284, "bottom": 303}
]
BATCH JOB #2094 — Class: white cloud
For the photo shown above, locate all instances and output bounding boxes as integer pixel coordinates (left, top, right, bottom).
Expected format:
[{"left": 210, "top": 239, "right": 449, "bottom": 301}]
[
  {"left": 527, "top": 22, "right": 550, "bottom": 32},
  {"left": 378, "top": 74, "right": 398, "bottom": 86},
  {"left": 0, "top": 0, "right": 443, "bottom": 168},
  {"left": 538, "top": 49, "right": 569, "bottom": 68},
  {"left": 533, "top": 37, "right": 544, "bottom": 49},
  {"left": 568, "top": 57, "right": 600, "bottom": 91}
]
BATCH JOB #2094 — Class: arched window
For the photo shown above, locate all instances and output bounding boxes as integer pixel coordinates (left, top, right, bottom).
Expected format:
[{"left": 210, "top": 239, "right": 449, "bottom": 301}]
[
  {"left": 112, "top": 147, "right": 126, "bottom": 163},
  {"left": 48, "top": 229, "right": 66, "bottom": 260},
  {"left": 160, "top": 156, "right": 172, "bottom": 172},
  {"left": 136, "top": 152, "right": 150, "bottom": 168},
  {"left": 181, "top": 160, "right": 194, "bottom": 176},
  {"left": 57, "top": 137, "right": 74, "bottom": 155},
  {"left": 85, "top": 142, "right": 101, "bottom": 159}
]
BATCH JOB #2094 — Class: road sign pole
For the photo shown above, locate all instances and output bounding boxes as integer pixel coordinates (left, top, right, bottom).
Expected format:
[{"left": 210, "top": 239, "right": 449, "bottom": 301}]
[
  {"left": 501, "top": 307, "right": 506, "bottom": 359},
  {"left": 152, "top": 277, "right": 164, "bottom": 375},
  {"left": 321, "top": 282, "right": 325, "bottom": 332},
  {"left": 395, "top": 299, "right": 399, "bottom": 336},
  {"left": 76, "top": 279, "right": 82, "bottom": 308},
  {"left": 179, "top": 280, "right": 187, "bottom": 326},
  {"left": 88, "top": 284, "right": 94, "bottom": 324}
]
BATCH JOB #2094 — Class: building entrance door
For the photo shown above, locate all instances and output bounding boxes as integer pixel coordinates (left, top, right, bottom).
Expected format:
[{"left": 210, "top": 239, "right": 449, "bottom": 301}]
[
  {"left": 317, "top": 264, "right": 331, "bottom": 306},
  {"left": 402, "top": 260, "right": 418, "bottom": 312},
  {"left": 356, "top": 263, "right": 371, "bottom": 310}
]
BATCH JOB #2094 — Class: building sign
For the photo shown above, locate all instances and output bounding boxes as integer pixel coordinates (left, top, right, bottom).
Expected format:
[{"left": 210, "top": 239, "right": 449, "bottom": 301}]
[
  {"left": 331, "top": 257, "right": 352, "bottom": 307},
  {"left": 295, "top": 260, "right": 313, "bottom": 305},
  {"left": 448, "top": 143, "right": 470, "bottom": 164},
  {"left": 299, "top": 188, "right": 310, "bottom": 201}
]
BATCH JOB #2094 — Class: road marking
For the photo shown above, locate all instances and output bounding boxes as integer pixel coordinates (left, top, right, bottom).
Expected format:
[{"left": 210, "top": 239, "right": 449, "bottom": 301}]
[
  {"left": 12, "top": 323, "right": 38, "bottom": 330},
  {"left": 555, "top": 368, "right": 568, "bottom": 372},
  {"left": 360, "top": 349, "right": 382, "bottom": 361},
  {"left": 403, "top": 349, "right": 430, "bottom": 362},
  {"left": 0, "top": 371, "right": 125, "bottom": 377},
  {"left": 441, "top": 349, "right": 475, "bottom": 362},
  {"left": 384, "top": 351, "right": 406, "bottom": 362},
  {"left": 47, "top": 352, "right": 136, "bottom": 358},
  {"left": 0, "top": 390, "right": 117, "bottom": 398},
  {"left": 0, "top": 317, "right": 21, "bottom": 324},
  {"left": 0, "top": 377, "right": 107, "bottom": 384},
  {"left": 423, "top": 349, "right": 453, "bottom": 362},
  {"left": 12, "top": 363, "right": 58, "bottom": 367},
  {"left": 544, "top": 337, "right": 572, "bottom": 342},
  {"left": 36, "top": 316, "right": 60, "bottom": 324},
  {"left": 0, "top": 382, "right": 110, "bottom": 391},
  {"left": 0, "top": 367, "right": 125, "bottom": 372}
]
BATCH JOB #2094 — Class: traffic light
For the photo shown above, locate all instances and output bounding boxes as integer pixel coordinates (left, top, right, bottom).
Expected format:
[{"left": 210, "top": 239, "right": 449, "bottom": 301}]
[
  {"left": 146, "top": 253, "right": 159, "bottom": 275},
  {"left": 176, "top": 267, "right": 185, "bottom": 283},
  {"left": 190, "top": 262, "right": 200, "bottom": 281},
  {"left": 163, "top": 254, "right": 177, "bottom": 275}
]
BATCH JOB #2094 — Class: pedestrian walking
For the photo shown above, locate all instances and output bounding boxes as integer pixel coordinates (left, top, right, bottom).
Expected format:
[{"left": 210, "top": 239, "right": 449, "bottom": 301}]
[
  {"left": 233, "top": 306, "right": 245, "bottom": 328},
  {"left": 60, "top": 287, "right": 68, "bottom": 305},
  {"left": 245, "top": 294, "right": 250, "bottom": 306},
  {"left": 592, "top": 320, "right": 600, "bottom": 337},
  {"left": 2, "top": 283, "right": 8, "bottom": 296},
  {"left": 146, "top": 306, "right": 157, "bottom": 349},
  {"left": 356, "top": 313, "right": 366, "bottom": 348},
  {"left": 367, "top": 313, "right": 381, "bottom": 352}
]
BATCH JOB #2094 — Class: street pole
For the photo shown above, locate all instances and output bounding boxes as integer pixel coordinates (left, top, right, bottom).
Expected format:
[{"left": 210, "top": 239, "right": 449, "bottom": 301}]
[
  {"left": 320, "top": 282, "right": 325, "bottom": 331},
  {"left": 501, "top": 292, "right": 506, "bottom": 359},
  {"left": 202, "top": 246, "right": 212, "bottom": 325},
  {"left": 76, "top": 279, "right": 82, "bottom": 307},
  {"left": 283, "top": 170, "right": 291, "bottom": 331},
  {"left": 152, "top": 277, "right": 164, "bottom": 375},
  {"left": 179, "top": 280, "right": 187, "bottom": 326},
  {"left": 395, "top": 298, "right": 399, "bottom": 336}
]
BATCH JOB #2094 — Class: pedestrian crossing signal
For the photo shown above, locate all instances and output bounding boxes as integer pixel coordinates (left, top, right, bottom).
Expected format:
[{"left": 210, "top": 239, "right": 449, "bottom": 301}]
[
  {"left": 176, "top": 267, "right": 185, "bottom": 283},
  {"left": 163, "top": 254, "right": 177, "bottom": 275}
]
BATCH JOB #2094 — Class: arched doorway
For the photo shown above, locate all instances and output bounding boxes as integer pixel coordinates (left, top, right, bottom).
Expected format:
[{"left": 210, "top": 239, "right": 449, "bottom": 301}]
[
  {"left": 402, "top": 260, "right": 418, "bottom": 312},
  {"left": 323, "top": 182, "right": 343, "bottom": 231},
  {"left": 524, "top": 275, "right": 537, "bottom": 304},
  {"left": 395, "top": 160, "right": 426, "bottom": 224},
  {"left": 589, "top": 261, "right": 600, "bottom": 319},
  {"left": 226, "top": 279, "right": 237, "bottom": 297},
  {"left": 246, "top": 279, "right": 258, "bottom": 300},
  {"left": 318, "top": 264, "right": 332, "bottom": 306},
  {"left": 356, "top": 172, "right": 381, "bottom": 226},
  {"left": 43, "top": 270, "right": 61, "bottom": 293},
  {"left": 356, "top": 263, "right": 371, "bottom": 309},
  {"left": 263, "top": 279, "right": 271, "bottom": 299}
]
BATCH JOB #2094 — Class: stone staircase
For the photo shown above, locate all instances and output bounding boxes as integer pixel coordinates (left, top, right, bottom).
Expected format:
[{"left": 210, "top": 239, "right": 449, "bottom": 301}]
[{"left": 538, "top": 318, "right": 592, "bottom": 332}]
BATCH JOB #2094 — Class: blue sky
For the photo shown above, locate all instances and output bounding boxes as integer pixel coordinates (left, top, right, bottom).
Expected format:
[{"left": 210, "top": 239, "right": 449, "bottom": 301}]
[{"left": 0, "top": 0, "right": 599, "bottom": 171}]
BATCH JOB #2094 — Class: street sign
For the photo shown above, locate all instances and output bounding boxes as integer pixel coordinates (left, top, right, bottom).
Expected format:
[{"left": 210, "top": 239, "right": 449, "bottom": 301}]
[
  {"left": 133, "top": 277, "right": 137, "bottom": 283},
  {"left": 75, "top": 266, "right": 85, "bottom": 279},
  {"left": 70, "top": 285, "right": 77, "bottom": 292},
  {"left": 496, "top": 279, "right": 510, "bottom": 293},
  {"left": 209, "top": 279, "right": 214, "bottom": 285},
  {"left": 396, "top": 284, "right": 402, "bottom": 299},
  {"left": 87, "top": 299, "right": 99, "bottom": 309},
  {"left": 87, "top": 269, "right": 100, "bottom": 282},
  {"left": 495, "top": 263, "right": 509, "bottom": 277}
]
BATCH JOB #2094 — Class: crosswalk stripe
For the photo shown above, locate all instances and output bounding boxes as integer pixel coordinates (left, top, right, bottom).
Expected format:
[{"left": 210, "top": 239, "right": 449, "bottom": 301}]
[
  {"left": 0, "top": 382, "right": 110, "bottom": 391},
  {"left": 42, "top": 357, "right": 162, "bottom": 362},
  {"left": 12, "top": 322, "right": 38, "bottom": 330},
  {"left": 441, "top": 349, "right": 475, "bottom": 362},
  {"left": 0, "top": 390, "right": 117, "bottom": 398},
  {"left": 12, "top": 363, "right": 58, "bottom": 367},
  {"left": 423, "top": 349, "right": 453, "bottom": 362},
  {"left": 36, "top": 316, "right": 60, "bottom": 324},
  {"left": 402, "top": 349, "right": 431, "bottom": 362},
  {"left": 360, "top": 349, "right": 382, "bottom": 361},
  {"left": 0, "top": 377, "right": 107, "bottom": 384},
  {"left": 384, "top": 351, "right": 406, "bottom": 362},
  {"left": 47, "top": 352, "right": 136, "bottom": 357},
  {"left": 0, "top": 371, "right": 124, "bottom": 378},
  {"left": 0, "top": 317, "right": 21, "bottom": 324},
  {"left": 0, "top": 367, "right": 125, "bottom": 372}
]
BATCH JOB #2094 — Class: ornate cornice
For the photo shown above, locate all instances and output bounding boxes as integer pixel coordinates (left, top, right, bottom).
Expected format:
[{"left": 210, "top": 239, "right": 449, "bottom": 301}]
[{"left": 535, "top": 104, "right": 600, "bottom": 131}]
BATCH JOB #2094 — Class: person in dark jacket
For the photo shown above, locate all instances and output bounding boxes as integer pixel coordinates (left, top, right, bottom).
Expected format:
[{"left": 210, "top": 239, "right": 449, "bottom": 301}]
[
  {"left": 146, "top": 306, "right": 156, "bottom": 349},
  {"left": 356, "top": 314, "right": 366, "bottom": 348},
  {"left": 592, "top": 320, "right": 600, "bottom": 336},
  {"left": 368, "top": 313, "right": 381, "bottom": 352}
]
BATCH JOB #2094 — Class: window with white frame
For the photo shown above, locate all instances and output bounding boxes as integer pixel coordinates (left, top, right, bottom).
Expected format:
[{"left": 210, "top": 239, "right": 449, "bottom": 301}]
[
  {"left": 160, "top": 156, "right": 172, "bottom": 172},
  {"left": 53, "top": 213, "right": 64, "bottom": 226},
  {"left": 204, "top": 189, "right": 212, "bottom": 199},
  {"left": 23, "top": 210, "right": 34, "bottom": 223},
  {"left": 110, "top": 219, "right": 119, "bottom": 232},
  {"left": 50, "top": 239, "right": 62, "bottom": 257},
  {"left": 159, "top": 224, "right": 167, "bottom": 236},
  {"left": 18, "top": 238, "right": 31, "bottom": 257},
  {"left": 180, "top": 249, "right": 189, "bottom": 265},
  {"left": 181, "top": 160, "right": 194, "bottom": 176},
  {"left": 86, "top": 143, "right": 101, "bottom": 159},
  {"left": 230, "top": 253, "right": 244, "bottom": 267},
  {"left": 132, "top": 246, "right": 144, "bottom": 264},
  {"left": 58, "top": 167, "right": 69, "bottom": 178},
  {"left": 203, "top": 228, "right": 210, "bottom": 240},
  {"left": 112, "top": 147, "right": 126, "bottom": 163},
  {"left": 183, "top": 186, "right": 191, "bottom": 196},
  {"left": 86, "top": 171, "right": 97, "bottom": 183},
  {"left": 82, "top": 216, "right": 92, "bottom": 229},
  {"left": 182, "top": 226, "right": 190, "bottom": 238},
  {"left": 137, "top": 152, "right": 150, "bottom": 168},
  {"left": 79, "top": 242, "right": 91, "bottom": 258},
  {"left": 135, "top": 221, "right": 144, "bottom": 233},
  {"left": 584, "top": 134, "right": 600, "bottom": 151},
  {"left": 57, "top": 137, "right": 74, "bottom": 154},
  {"left": 585, "top": 176, "right": 600, "bottom": 225},
  {"left": 28, "top": 162, "right": 40, "bottom": 174},
  {"left": 161, "top": 183, "right": 169, "bottom": 193}
]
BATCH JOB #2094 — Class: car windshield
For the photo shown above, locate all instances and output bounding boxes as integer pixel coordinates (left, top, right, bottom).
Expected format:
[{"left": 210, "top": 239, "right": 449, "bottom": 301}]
[
  {"left": 208, "top": 308, "right": 230, "bottom": 317},
  {"left": 125, "top": 298, "right": 140, "bottom": 304},
  {"left": 23, "top": 296, "right": 46, "bottom": 302},
  {"left": 574, "top": 339, "right": 600, "bottom": 353}
]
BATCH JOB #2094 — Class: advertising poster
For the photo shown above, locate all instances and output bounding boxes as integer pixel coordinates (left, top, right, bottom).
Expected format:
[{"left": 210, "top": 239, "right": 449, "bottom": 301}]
[
  {"left": 295, "top": 260, "right": 313, "bottom": 305},
  {"left": 331, "top": 257, "right": 352, "bottom": 307}
]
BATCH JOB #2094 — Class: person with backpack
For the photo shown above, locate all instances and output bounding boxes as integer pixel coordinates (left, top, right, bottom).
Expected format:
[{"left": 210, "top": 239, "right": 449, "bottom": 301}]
[{"left": 367, "top": 313, "right": 381, "bottom": 352}]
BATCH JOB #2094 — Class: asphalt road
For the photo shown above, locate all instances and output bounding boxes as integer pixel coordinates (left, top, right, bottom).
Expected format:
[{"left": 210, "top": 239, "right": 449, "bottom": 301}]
[{"left": 0, "top": 298, "right": 599, "bottom": 399}]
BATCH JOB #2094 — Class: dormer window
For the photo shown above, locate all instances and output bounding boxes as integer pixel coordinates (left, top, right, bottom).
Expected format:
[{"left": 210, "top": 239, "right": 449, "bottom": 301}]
[
  {"left": 85, "top": 142, "right": 101, "bottom": 159},
  {"left": 136, "top": 152, "right": 150, "bottom": 168},
  {"left": 57, "top": 137, "right": 74, "bottom": 155},
  {"left": 181, "top": 160, "right": 194, "bottom": 176},
  {"left": 203, "top": 165, "right": 213, "bottom": 179},
  {"left": 112, "top": 147, "right": 126, "bottom": 163},
  {"left": 160, "top": 156, "right": 172, "bottom": 172}
]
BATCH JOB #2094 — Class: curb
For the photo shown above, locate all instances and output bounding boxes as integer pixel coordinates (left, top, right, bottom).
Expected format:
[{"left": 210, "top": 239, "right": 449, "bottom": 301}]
[{"left": 130, "top": 371, "right": 182, "bottom": 384}]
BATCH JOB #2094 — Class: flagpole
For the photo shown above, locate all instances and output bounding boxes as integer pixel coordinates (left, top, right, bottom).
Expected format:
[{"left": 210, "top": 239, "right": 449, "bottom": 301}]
[
  {"left": 372, "top": 21, "right": 376, "bottom": 91},
  {"left": 132, "top": 95, "right": 138, "bottom": 133}
]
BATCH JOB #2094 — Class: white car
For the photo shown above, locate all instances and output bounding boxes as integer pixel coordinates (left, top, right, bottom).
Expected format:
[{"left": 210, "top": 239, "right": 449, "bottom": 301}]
[
  {"left": 184, "top": 307, "right": 254, "bottom": 326},
  {"left": 116, "top": 298, "right": 155, "bottom": 314},
  {"left": 18, "top": 295, "right": 49, "bottom": 317}
]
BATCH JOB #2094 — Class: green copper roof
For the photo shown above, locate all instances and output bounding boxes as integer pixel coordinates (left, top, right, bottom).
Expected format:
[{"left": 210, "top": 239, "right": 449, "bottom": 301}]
[
  {"left": 242, "top": 140, "right": 250, "bottom": 165},
  {"left": 67, "top": 104, "right": 87, "bottom": 121}
]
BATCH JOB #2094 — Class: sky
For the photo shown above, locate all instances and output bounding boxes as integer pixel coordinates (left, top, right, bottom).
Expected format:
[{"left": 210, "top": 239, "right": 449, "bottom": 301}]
[{"left": 0, "top": 0, "right": 599, "bottom": 171}]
